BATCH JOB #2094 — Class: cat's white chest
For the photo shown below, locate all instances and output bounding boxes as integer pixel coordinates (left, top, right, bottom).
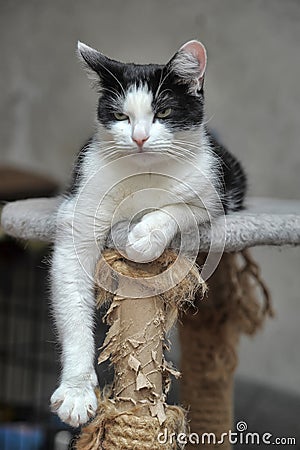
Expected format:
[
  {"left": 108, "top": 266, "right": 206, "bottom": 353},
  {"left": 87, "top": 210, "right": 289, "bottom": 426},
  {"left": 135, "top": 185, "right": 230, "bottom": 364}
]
[
  {"left": 82, "top": 153, "right": 189, "bottom": 208},
  {"left": 91, "top": 172, "right": 179, "bottom": 223},
  {"left": 77, "top": 149, "right": 216, "bottom": 237}
]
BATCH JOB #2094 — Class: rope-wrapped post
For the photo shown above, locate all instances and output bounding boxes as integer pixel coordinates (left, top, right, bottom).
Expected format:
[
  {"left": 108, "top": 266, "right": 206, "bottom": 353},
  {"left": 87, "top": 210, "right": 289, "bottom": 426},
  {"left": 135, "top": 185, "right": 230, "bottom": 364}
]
[
  {"left": 77, "top": 249, "right": 205, "bottom": 450},
  {"left": 180, "top": 250, "right": 273, "bottom": 449}
]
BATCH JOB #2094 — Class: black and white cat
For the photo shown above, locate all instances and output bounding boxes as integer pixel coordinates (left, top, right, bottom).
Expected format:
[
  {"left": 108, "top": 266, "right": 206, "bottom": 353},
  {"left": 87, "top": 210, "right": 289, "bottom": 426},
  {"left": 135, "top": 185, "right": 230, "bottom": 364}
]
[{"left": 50, "top": 40, "right": 246, "bottom": 427}]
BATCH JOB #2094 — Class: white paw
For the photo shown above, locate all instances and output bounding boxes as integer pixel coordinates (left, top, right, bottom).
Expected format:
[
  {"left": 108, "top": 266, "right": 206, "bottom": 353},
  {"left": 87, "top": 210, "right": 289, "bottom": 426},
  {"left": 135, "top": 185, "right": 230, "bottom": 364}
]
[
  {"left": 125, "top": 217, "right": 170, "bottom": 263},
  {"left": 50, "top": 374, "right": 98, "bottom": 427}
]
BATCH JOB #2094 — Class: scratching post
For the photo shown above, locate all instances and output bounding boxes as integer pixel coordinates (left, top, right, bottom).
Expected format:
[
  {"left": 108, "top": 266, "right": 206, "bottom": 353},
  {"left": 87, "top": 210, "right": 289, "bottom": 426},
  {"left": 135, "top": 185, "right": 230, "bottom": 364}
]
[
  {"left": 77, "top": 249, "right": 205, "bottom": 450},
  {"left": 180, "top": 250, "right": 273, "bottom": 449}
]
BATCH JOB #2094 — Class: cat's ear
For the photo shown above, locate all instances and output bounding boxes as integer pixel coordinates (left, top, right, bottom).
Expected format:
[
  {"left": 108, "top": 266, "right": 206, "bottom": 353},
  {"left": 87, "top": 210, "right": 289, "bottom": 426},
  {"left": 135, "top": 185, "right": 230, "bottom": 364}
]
[
  {"left": 167, "top": 40, "right": 207, "bottom": 93},
  {"left": 77, "top": 41, "right": 114, "bottom": 85}
]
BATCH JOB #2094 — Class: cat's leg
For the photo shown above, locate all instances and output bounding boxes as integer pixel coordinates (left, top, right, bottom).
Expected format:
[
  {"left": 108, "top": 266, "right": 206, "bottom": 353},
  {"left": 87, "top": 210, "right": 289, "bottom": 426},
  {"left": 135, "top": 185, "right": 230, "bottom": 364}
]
[
  {"left": 125, "top": 204, "right": 212, "bottom": 263},
  {"left": 50, "top": 203, "right": 109, "bottom": 427}
]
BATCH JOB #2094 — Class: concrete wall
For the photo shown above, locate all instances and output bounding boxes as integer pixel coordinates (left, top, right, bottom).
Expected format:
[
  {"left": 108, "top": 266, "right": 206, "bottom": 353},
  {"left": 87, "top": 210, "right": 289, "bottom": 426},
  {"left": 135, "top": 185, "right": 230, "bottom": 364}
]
[{"left": 1, "top": 0, "right": 300, "bottom": 394}]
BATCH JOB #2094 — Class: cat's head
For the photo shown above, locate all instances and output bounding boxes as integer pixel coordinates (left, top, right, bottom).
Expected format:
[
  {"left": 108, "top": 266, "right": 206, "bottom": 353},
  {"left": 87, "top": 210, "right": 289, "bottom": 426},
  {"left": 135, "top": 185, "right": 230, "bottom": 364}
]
[{"left": 78, "top": 40, "right": 207, "bottom": 161}]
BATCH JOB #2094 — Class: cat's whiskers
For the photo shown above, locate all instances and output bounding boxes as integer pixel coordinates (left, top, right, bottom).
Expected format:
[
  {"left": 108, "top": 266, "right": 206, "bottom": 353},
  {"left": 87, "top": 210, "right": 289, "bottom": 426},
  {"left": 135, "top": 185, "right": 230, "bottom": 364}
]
[
  {"left": 98, "top": 140, "right": 116, "bottom": 146},
  {"left": 155, "top": 88, "right": 174, "bottom": 110},
  {"left": 100, "top": 146, "right": 118, "bottom": 155},
  {"left": 202, "top": 113, "right": 215, "bottom": 126},
  {"left": 98, "top": 145, "right": 120, "bottom": 160},
  {"left": 173, "top": 139, "right": 225, "bottom": 168},
  {"left": 166, "top": 145, "right": 197, "bottom": 162},
  {"left": 96, "top": 61, "right": 126, "bottom": 97},
  {"left": 100, "top": 144, "right": 145, "bottom": 162},
  {"left": 155, "top": 66, "right": 172, "bottom": 100},
  {"left": 165, "top": 149, "right": 192, "bottom": 164},
  {"left": 172, "top": 140, "right": 201, "bottom": 154},
  {"left": 97, "top": 144, "right": 117, "bottom": 153},
  {"left": 93, "top": 137, "right": 115, "bottom": 147},
  {"left": 101, "top": 88, "right": 125, "bottom": 108},
  {"left": 171, "top": 143, "right": 226, "bottom": 192},
  {"left": 171, "top": 142, "right": 199, "bottom": 157},
  {"left": 156, "top": 88, "right": 173, "bottom": 99},
  {"left": 101, "top": 86, "right": 123, "bottom": 98},
  {"left": 169, "top": 150, "right": 196, "bottom": 163}
]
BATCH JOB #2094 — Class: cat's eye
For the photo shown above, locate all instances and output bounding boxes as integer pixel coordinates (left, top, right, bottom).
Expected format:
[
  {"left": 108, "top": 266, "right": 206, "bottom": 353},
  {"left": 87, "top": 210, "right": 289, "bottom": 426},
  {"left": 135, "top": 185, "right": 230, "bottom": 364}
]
[
  {"left": 156, "top": 108, "right": 172, "bottom": 119},
  {"left": 114, "top": 112, "right": 129, "bottom": 121}
]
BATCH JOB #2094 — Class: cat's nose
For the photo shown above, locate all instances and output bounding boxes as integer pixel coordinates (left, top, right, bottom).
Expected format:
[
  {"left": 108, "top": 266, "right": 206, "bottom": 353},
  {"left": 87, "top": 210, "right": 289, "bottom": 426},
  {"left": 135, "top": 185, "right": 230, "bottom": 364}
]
[{"left": 132, "top": 136, "right": 149, "bottom": 148}]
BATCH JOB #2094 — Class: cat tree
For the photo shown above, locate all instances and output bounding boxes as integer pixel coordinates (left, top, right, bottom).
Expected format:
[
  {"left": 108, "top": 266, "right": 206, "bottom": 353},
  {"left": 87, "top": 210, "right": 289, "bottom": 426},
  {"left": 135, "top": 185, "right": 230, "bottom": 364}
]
[{"left": 1, "top": 196, "right": 300, "bottom": 449}]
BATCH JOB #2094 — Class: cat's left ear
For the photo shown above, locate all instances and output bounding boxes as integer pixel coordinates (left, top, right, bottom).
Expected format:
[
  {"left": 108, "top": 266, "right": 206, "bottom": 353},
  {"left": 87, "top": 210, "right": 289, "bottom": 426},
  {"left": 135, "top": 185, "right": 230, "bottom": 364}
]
[
  {"left": 167, "top": 40, "right": 207, "bottom": 94},
  {"left": 77, "top": 41, "right": 115, "bottom": 85}
]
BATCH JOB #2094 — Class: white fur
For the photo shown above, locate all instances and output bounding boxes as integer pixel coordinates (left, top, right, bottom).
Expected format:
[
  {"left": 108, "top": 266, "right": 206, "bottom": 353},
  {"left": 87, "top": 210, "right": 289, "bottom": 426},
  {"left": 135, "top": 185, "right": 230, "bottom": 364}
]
[{"left": 51, "top": 84, "right": 221, "bottom": 426}]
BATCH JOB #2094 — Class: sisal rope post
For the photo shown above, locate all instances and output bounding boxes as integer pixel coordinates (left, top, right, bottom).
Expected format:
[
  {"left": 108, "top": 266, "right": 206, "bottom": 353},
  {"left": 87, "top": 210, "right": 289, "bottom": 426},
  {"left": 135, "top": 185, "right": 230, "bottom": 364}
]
[
  {"left": 180, "top": 250, "right": 273, "bottom": 449},
  {"left": 76, "top": 249, "right": 205, "bottom": 450}
]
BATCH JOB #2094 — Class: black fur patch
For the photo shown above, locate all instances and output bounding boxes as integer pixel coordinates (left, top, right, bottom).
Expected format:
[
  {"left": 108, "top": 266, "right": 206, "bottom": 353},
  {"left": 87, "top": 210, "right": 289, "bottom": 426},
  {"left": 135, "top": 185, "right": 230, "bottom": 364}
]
[
  {"left": 95, "top": 60, "right": 204, "bottom": 131},
  {"left": 208, "top": 133, "right": 247, "bottom": 212}
]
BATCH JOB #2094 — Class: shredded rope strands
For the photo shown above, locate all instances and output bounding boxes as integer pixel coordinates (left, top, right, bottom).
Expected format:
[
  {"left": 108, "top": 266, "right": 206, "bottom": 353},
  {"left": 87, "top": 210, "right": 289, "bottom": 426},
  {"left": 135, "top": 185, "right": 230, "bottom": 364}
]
[
  {"left": 76, "top": 249, "right": 206, "bottom": 450},
  {"left": 180, "top": 250, "right": 273, "bottom": 450}
]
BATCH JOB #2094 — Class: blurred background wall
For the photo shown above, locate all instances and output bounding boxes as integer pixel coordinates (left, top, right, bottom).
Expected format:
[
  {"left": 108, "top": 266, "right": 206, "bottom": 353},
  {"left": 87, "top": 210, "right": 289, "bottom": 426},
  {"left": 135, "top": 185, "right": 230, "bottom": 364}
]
[{"left": 1, "top": 0, "right": 299, "bottom": 398}]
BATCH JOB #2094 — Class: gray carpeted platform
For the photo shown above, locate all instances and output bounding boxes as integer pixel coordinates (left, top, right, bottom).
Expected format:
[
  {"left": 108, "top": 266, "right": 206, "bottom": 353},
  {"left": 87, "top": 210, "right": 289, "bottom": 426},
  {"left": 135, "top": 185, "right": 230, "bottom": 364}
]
[{"left": 1, "top": 197, "right": 300, "bottom": 252}]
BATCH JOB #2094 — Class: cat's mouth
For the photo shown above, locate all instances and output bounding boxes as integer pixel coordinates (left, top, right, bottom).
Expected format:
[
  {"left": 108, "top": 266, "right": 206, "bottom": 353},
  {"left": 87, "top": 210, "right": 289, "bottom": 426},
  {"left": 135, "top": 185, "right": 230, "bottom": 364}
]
[
  {"left": 103, "top": 142, "right": 171, "bottom": 160},
  {"left": 134, "top": 145, "right": 146, "bottom": 153},
  {"left": 130, "top": 149, "right": 170, "bottom": 164},
  {"left": 131, "top": 146, "right": 169, "bottom": 157},
  {"left": 120, "top": 144, "right": 158, "bottom": 154},
  {"left": 130, "top": 142, "right": 171, "bottom": 154}
]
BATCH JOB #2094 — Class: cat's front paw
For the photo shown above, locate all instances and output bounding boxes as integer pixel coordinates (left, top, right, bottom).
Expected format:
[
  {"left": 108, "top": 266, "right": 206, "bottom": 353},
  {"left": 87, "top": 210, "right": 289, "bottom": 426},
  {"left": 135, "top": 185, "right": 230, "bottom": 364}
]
[
  {"left": 125, "top": 218, "right": 169, "bottom": 263},
  {"left": 50, "top": 374, "right": 98, "bottom": 427}
]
